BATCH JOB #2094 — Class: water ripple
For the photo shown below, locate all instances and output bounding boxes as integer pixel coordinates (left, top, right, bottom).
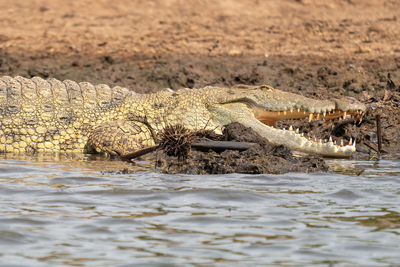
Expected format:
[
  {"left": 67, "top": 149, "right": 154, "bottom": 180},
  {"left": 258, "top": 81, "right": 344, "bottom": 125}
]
[{"left": 0, "top": 155, "right": 399, "bottom": 265}]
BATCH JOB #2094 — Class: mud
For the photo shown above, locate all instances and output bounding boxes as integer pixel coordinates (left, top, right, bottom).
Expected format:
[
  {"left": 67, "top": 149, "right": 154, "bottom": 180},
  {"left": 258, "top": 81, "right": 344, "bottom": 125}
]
[
  {"left": 155, "top": 123, "right": 328, "bottom": 175},
  {"left": 1, "top": 0, "right": 400, "bottom": 171}
]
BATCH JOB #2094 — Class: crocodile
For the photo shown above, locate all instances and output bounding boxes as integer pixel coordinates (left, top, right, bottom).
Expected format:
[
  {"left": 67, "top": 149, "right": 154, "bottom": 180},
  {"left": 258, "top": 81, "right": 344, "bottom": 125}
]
[{"left": 0, "top": 76, "right": 366, "bottom": 157}]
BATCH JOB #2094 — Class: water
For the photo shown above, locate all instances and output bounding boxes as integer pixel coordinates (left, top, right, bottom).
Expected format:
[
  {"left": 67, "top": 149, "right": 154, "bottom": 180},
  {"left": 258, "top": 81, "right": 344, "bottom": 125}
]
[{"left": 0, "top": 154, "right": 399, "bottom": 266}]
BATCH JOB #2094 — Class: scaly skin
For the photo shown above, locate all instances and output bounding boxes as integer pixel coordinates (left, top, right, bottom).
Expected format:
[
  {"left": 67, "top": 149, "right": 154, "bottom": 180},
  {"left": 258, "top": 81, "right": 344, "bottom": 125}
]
[{"left": 0, "top": 76, "right": 366, "bottom": 157}]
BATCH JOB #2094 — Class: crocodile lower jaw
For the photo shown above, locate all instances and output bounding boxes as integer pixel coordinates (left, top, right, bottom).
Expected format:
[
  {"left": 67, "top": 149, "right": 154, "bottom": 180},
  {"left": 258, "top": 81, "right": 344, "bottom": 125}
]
[{"left": 270, "top": 126, "right": 356, "bottom": 157}]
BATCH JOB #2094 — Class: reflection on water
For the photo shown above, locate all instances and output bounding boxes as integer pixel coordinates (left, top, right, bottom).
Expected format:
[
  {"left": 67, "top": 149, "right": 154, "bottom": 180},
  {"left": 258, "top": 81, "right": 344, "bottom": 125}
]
[{"left": 0, "top": 153, "right": 399, "bottom": 266}]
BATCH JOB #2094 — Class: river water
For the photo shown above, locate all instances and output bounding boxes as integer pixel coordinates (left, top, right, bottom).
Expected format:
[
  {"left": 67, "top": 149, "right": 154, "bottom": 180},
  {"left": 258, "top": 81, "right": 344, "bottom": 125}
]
[{"left": 0, "top": 154, "right": 399, "bottom": 266}]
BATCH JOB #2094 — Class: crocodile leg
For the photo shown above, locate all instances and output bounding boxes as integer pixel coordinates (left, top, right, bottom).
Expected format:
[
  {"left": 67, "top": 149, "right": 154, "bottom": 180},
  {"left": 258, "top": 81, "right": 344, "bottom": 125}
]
[{"left": 87, "top": 120, "right": 156, "bottom": 155}]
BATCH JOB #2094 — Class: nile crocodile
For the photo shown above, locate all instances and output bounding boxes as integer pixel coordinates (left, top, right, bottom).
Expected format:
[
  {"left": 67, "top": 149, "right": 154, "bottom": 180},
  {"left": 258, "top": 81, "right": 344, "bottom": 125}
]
[{"left": 0, "top": 76, "right": 366, "bottom": 157}]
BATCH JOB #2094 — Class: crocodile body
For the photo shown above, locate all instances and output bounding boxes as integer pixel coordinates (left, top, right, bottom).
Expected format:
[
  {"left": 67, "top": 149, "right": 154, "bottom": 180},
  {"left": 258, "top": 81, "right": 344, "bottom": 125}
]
[{"left": 0, "top": 76, "right": 366, "bottom": 157}]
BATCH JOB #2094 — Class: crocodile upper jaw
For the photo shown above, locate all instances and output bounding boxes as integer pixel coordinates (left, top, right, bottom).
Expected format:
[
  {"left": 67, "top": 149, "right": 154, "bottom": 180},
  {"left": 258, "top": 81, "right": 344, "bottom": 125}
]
[{"left": 253, "top": 107, "right": 365, "bottom": 126}]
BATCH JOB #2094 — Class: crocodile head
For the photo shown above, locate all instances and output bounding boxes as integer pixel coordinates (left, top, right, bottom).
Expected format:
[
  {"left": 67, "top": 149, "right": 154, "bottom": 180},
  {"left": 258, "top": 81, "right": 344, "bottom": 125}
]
[{"left": 209, "top": 84, "right": 366, "bottom": 157}]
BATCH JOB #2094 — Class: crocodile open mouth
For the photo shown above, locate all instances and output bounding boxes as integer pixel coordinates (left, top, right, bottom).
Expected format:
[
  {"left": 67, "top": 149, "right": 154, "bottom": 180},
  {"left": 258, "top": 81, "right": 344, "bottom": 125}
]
[{"left": 252, "top": 107, "right": 365, "bottom": 156}]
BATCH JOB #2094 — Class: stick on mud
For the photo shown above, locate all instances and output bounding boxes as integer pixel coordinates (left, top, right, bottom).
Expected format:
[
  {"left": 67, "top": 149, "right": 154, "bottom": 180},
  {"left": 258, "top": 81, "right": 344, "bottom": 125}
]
[
  {"left": 120, "top": 146, "right": 159, "bottom": 160},
  {"left": 119, "top": 140, "right": 257, "bottom": 161},
  {"left": 191, "top": 140, "right": 256, "bottom": 152},
  {"left": 376, "top": 114, "right": 382, "bottom": 157}
]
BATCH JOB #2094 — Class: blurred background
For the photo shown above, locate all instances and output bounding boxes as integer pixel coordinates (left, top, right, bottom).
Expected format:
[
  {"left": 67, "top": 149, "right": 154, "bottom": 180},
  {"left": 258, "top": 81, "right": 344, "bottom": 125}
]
[{"left": 0, "top": 0, "right": 399, "bottom": 92}]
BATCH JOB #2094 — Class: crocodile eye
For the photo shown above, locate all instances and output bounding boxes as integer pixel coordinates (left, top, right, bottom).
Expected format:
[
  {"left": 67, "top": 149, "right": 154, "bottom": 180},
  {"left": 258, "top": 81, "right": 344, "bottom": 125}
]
[{"left": 259, "top": 85, "right": 273, "bottom": 91}]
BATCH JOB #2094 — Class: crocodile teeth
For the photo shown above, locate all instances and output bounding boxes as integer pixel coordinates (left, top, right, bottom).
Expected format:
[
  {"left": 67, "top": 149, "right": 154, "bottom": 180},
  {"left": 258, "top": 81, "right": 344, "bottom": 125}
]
[
  {"left": 343, "top": 111, "right": 347, "bottom": 119},
  {"left": 295, "top": 128, "right": 299, "bottom": 134},
  {"left": 323, "top": 111, "right": 326, "bottom": 117},
  {"left": 349, "top": 138, "right": 352, "bottom": 146},
  {"left": 316, "top": 113, "right": 320, "bottom": 119},
  {"left": 329, "top": 136, "right": 333, "bottom": 142},
  {"left": 340, "top": 139, "right": 344, "bottom": 147},
  {"left": 308, "top": 114, "right": 314, "bottom": 122},
  {"left": 289, "top": 125, "right": 293, "bottom": 131}
]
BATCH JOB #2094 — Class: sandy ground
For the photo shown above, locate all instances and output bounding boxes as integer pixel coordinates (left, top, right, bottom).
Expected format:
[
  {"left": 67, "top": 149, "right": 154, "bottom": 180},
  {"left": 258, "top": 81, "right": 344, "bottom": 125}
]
[{"left": 0, "top": 0, "right": 399, "bottom": 158}]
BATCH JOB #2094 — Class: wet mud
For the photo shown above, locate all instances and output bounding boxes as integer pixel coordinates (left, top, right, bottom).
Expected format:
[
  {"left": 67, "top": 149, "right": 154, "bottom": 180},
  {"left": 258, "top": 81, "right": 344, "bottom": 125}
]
[{"left": 155, "top": 122, "right": 328, "bottom": 175}]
